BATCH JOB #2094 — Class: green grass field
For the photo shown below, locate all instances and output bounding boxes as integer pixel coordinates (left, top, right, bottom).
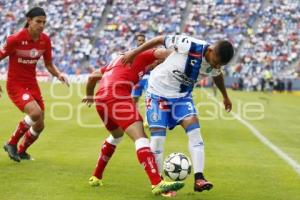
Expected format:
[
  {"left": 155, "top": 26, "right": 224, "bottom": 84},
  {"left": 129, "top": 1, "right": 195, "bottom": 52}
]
[{"left": 0, "top": 81, "right": 300, "bottom": 200}]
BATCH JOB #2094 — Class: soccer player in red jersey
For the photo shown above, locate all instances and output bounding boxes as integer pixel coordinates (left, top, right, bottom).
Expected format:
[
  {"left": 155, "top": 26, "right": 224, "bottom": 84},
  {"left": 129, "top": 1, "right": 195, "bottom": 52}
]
[
  {"left": 82, "top": 46, "right": 185, "bottom": 195},
  {"left": 0, "top": 7, "right": 68, "bottom": 162}
]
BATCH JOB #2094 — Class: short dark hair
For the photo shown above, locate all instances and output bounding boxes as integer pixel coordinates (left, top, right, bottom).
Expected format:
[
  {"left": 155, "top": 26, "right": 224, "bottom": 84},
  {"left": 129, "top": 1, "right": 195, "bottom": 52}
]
[
  {"left": 214, "top": 40, "right": 234, "bottom": 65},
  {"left": 135, "top": 33, "right": 145, "bottom": 39}
]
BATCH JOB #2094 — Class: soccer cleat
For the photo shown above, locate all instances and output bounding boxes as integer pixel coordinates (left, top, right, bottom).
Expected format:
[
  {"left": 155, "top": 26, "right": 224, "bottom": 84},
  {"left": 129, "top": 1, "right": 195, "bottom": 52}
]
[
  {"left": 161, "top": 191, "right": 177, "bottom": 197},
  {"left": 194, "top": 179, "right": 213, "bottom": 192},
  {"left": 19, "top": 152, "right": 33, "bottom": 160},
  {"left": 3, "top": 143, "right": 20, "bottom": 162},
  {"left": 89, "top": 176, "right": 103, "bottom": 187},
  {"left": 152, "top": 180, "right": 184, "bottom": 195}
]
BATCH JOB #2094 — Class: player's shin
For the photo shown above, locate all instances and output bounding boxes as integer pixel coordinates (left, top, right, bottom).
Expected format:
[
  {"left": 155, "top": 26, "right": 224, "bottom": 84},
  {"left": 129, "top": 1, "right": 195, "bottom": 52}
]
[
  {"left": 18, "top": 127, "right": 39, "bottom": 154},
  {"left": 150, "top": 130, "right": 166, "bottom": 175},
  {"left": 93, "top": 135, "right": 123, "bottom": 179},
  {"left": 185, "top": 124, "right": 205, "bottom": 178},
  {"left": 8, "top": 115, "right": 35, "bottom": 145},
  {"left": 135, "top": 137, "right": 161, "bottom": 186}
]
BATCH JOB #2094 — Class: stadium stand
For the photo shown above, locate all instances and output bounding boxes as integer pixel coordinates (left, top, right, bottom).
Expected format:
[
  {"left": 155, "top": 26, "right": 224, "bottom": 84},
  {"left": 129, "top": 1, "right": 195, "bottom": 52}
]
[{"left": 0, "top": 0, "right": 299, "bottom": 82}]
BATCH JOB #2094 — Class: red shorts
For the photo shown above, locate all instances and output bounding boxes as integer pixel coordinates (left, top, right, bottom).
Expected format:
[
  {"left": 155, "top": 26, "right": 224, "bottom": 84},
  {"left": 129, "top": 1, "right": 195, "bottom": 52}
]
[
  {"left": 95, "top": 98, "right": 142, "bottom": 131},
  {"left": 6, "top": 83, "right": 44, "bottom": 112}
]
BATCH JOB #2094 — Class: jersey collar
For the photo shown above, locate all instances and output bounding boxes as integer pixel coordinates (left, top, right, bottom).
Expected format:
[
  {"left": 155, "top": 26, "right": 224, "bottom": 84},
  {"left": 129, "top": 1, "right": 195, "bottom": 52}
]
[{"left": 23, "top": 28, "right": 42, "bottom": 42}]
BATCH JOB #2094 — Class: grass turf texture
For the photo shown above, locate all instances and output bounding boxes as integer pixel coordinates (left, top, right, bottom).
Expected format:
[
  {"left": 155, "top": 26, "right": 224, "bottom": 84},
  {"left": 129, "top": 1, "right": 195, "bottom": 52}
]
[{"left": 0, "top": 81, "right": 299, "bottom": 200}]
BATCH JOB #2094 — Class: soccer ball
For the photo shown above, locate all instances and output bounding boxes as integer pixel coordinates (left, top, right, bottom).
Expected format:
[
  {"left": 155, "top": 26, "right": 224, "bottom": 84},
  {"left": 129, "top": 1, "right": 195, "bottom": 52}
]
[{"left": 163, "top": 152, "right": 192, "bottom": 181}]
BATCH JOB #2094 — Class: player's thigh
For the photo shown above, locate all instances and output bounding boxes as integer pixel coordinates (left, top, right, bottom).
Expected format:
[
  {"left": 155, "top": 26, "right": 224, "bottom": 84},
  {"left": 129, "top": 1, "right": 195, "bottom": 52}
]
[
  {"left": 110, "top": 99, "right": 142, "bottom": 130},
  {"left": 24, "top": 100, "right": 44, "bottom": 121},
  {"left": 96, "top": 103, "right": 119, "bottom": 132},
  {"left": 146, "top": 96, "right": 169, "bottom": 129},
  {"left": 125, "top": 121, "right": 147, "bottom": 141},
  {"left": 171, "top": 98, "right": 198, "bottom": 127},
  {"left": 7, "top": 85, "right": 37, "bottom": 112},
  {"left": 110, "top": 127, "right": 124, "bottom": 138}
]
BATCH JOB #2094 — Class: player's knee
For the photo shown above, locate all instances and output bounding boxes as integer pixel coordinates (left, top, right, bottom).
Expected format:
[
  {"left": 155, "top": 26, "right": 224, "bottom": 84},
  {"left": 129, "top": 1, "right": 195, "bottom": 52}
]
[
  {"left": 34, "top": 124, "right": 44, "bottom": 134},
  {"left": 32, "top": 119, "right": 45, "bottom": 133},
  {"left": 106, "top": 134, "right": 123, "bottom": 145},
  {"left": 29, "top": 110, "right": 43, "bottom": 122}
]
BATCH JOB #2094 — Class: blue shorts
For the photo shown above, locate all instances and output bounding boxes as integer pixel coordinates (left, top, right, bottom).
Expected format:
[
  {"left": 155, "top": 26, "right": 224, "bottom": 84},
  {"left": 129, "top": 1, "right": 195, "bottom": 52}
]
[
  {"left": 146, "top": 92, "right": 197, "bottom": 130},
  {"left": 131, "top": 78, "right": 148, "bottom": 97}
]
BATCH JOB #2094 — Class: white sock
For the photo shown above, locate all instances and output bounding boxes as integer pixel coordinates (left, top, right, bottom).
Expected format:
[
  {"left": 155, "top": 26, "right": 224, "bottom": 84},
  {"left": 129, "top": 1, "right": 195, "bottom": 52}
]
[
  {"left": 24, "top": 115, "right": 35, "bottom": 126},
  {"left": 29, "top": 127, "right": 39, "bottom": 137},
  {"left": 135, "top": 137, "right": 150, "bottom": 150},
  {"left": 106, "top": 135, "right": 123, "bottom": 146},
  {"left": 187, "top": 128, "right": 204, "bottom": 174},
  {"left": 150, "top": 136, "right": 166, "bottom": 175}
]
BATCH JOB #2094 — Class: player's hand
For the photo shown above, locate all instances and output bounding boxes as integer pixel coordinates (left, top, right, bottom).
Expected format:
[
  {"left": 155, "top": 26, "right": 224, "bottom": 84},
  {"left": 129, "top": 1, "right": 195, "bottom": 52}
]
[
  {"left": 223, "top": 97, "right": 232, "bottom": 112},
  {"left": 121, "top": 50, "right": 136, "bottom": 66},
  {"left": 82, "top": 96, "right": 94, "bottom": 107},
  {"left": 58, "top": 73, "right": 69, "bottom": 87},
  {"left": 0, "top": 85, "right": 2, "bottom": 98}
]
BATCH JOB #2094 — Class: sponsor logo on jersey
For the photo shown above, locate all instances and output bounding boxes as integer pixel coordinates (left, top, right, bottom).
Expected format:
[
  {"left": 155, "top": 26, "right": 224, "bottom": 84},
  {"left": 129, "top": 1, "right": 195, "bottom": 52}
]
[
  {"left": 30, "top": 48, "right": 39, "bottom": 58},
  {"left": 18, "top": 58, "right": 38, "bottom": 64},
  {"left": 172, "top": 70, "right": 195, "bottom": 86}
]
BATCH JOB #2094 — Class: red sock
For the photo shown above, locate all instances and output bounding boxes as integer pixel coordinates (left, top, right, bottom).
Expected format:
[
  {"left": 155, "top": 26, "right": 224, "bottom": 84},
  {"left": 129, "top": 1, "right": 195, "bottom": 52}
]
[
  {"left": 18, "top": 130, "right": 38, "bottom": 154},
  {"left": 136, "top": 147, "right": 161, "bottom": 185},
  {"left": 93, "top": 141, "right": 116, "bottom": 179},
  {"left": 8, "top": 120, "right": 30, "bottom": 145}
]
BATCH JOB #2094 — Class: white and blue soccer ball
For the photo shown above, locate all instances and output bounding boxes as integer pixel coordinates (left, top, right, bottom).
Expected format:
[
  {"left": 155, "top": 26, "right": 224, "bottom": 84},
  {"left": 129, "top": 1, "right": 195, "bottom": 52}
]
[{"left": 163, "top": 152, "right": 192, "bottom": 181}]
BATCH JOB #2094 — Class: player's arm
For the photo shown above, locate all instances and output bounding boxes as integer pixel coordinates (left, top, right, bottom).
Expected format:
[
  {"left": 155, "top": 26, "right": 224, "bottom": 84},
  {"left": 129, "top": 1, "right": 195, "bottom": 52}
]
[
  {"left": 82, "top": 69, "right": 104, "bottom": 107},
  {"left": 154, "top": 48, "right": 172, "bottom": 59},
  {"left": 212, "top": 73, "right": 232, "bottom": 112},
  {"left": 44, "top": 62, "right": 69, "bottom": 87},
  {"left": 122, "top": 36, "right": 165, "bottom": 64},
  {"left": 0, "top": 36, "right": 16, "bottom": 61},
  {"left": 43, "top": 37, "right": 69, "bottom": 86}
]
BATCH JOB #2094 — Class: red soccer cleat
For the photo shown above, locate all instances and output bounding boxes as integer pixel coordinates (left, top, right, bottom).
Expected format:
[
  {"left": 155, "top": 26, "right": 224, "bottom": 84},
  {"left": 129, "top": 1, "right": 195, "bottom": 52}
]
[{"left": 194, "top": 179, "right": 213, "bottom": 192}]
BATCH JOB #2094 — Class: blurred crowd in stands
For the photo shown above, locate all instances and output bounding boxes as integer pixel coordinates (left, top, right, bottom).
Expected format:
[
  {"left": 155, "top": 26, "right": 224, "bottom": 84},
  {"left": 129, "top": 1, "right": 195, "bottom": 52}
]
[{"left": 0, "top": 0, "right": 299, "bottom": 87}]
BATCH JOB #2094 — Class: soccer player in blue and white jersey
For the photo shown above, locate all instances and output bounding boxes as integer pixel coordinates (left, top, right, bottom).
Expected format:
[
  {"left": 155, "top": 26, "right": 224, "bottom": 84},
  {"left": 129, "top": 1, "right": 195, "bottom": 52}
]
[{"left": 122, "top": 35, "right": 234, "bottom": 194}]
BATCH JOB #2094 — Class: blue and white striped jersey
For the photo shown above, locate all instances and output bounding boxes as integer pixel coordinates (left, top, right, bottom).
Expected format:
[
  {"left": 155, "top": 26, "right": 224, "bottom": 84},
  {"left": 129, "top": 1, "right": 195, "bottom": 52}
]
[{"left": 147, "top": 35, "right": 222, "bottom": 98}]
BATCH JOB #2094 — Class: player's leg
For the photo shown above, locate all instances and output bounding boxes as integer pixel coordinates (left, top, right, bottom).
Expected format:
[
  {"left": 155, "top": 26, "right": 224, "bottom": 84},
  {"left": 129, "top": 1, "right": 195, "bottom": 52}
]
[
  {"left": 125, "top": 121, "right": 184, "bottom": 194},
  {"left": 90, "top": 127, "right": 124, "bottom": 186},
  {"left": 149, "top": 128, "right": 166, "bottom": 175},
  {"left": 4, "top": 87, "right": 42, "bottom": 162},
  {"left": 18, "top": 100, "right": 44, "bottom": 160},
  {"left": 89, "top": 104, "right": 124, "bottom": 186},
  {"left": 113, "top": 99, "right": 184, "bottom": 194},
  {"left": 146, "top": 95, "right": 168, "bottom": 175},
  {"left": 180, "top": 115, "right": 213, "bottom": 192}
]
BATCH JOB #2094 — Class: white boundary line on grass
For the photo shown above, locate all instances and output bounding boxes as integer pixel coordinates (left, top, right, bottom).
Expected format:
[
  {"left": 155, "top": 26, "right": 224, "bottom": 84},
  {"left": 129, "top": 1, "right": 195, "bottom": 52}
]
[{"left": 203, "top": 89, "right": 300, "bottom": 176}]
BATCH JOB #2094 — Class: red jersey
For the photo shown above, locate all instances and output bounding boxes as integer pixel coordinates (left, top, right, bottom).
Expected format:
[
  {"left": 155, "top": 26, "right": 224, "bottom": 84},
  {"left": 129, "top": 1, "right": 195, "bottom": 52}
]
[
  {"left": 0, "top": 28, "right": 52, "bottom": 85},
  {"left": 96, "top": 49, "right": 157, "bottom": 101}
]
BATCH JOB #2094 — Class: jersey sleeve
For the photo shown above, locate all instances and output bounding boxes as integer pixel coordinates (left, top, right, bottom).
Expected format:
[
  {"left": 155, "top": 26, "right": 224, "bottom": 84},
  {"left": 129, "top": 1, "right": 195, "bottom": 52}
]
[
  {"left": 138, "top": 49, "right": 157, "bottom": 68},
  {"left": 43, "top": 37, "right": 52, "bottom": 64},
  {"left": 0, "top": 36, "right": 17, "bottom": 59},
  {"left": 164, "top": 35, "right": 191, "bottom": 54}
]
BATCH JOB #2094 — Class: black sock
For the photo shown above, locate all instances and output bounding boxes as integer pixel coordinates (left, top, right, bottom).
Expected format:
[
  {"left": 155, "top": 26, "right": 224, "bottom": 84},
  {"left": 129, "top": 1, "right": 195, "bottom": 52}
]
[{"left": 195, "top": 172, "right": 204, "bottom": 180}]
